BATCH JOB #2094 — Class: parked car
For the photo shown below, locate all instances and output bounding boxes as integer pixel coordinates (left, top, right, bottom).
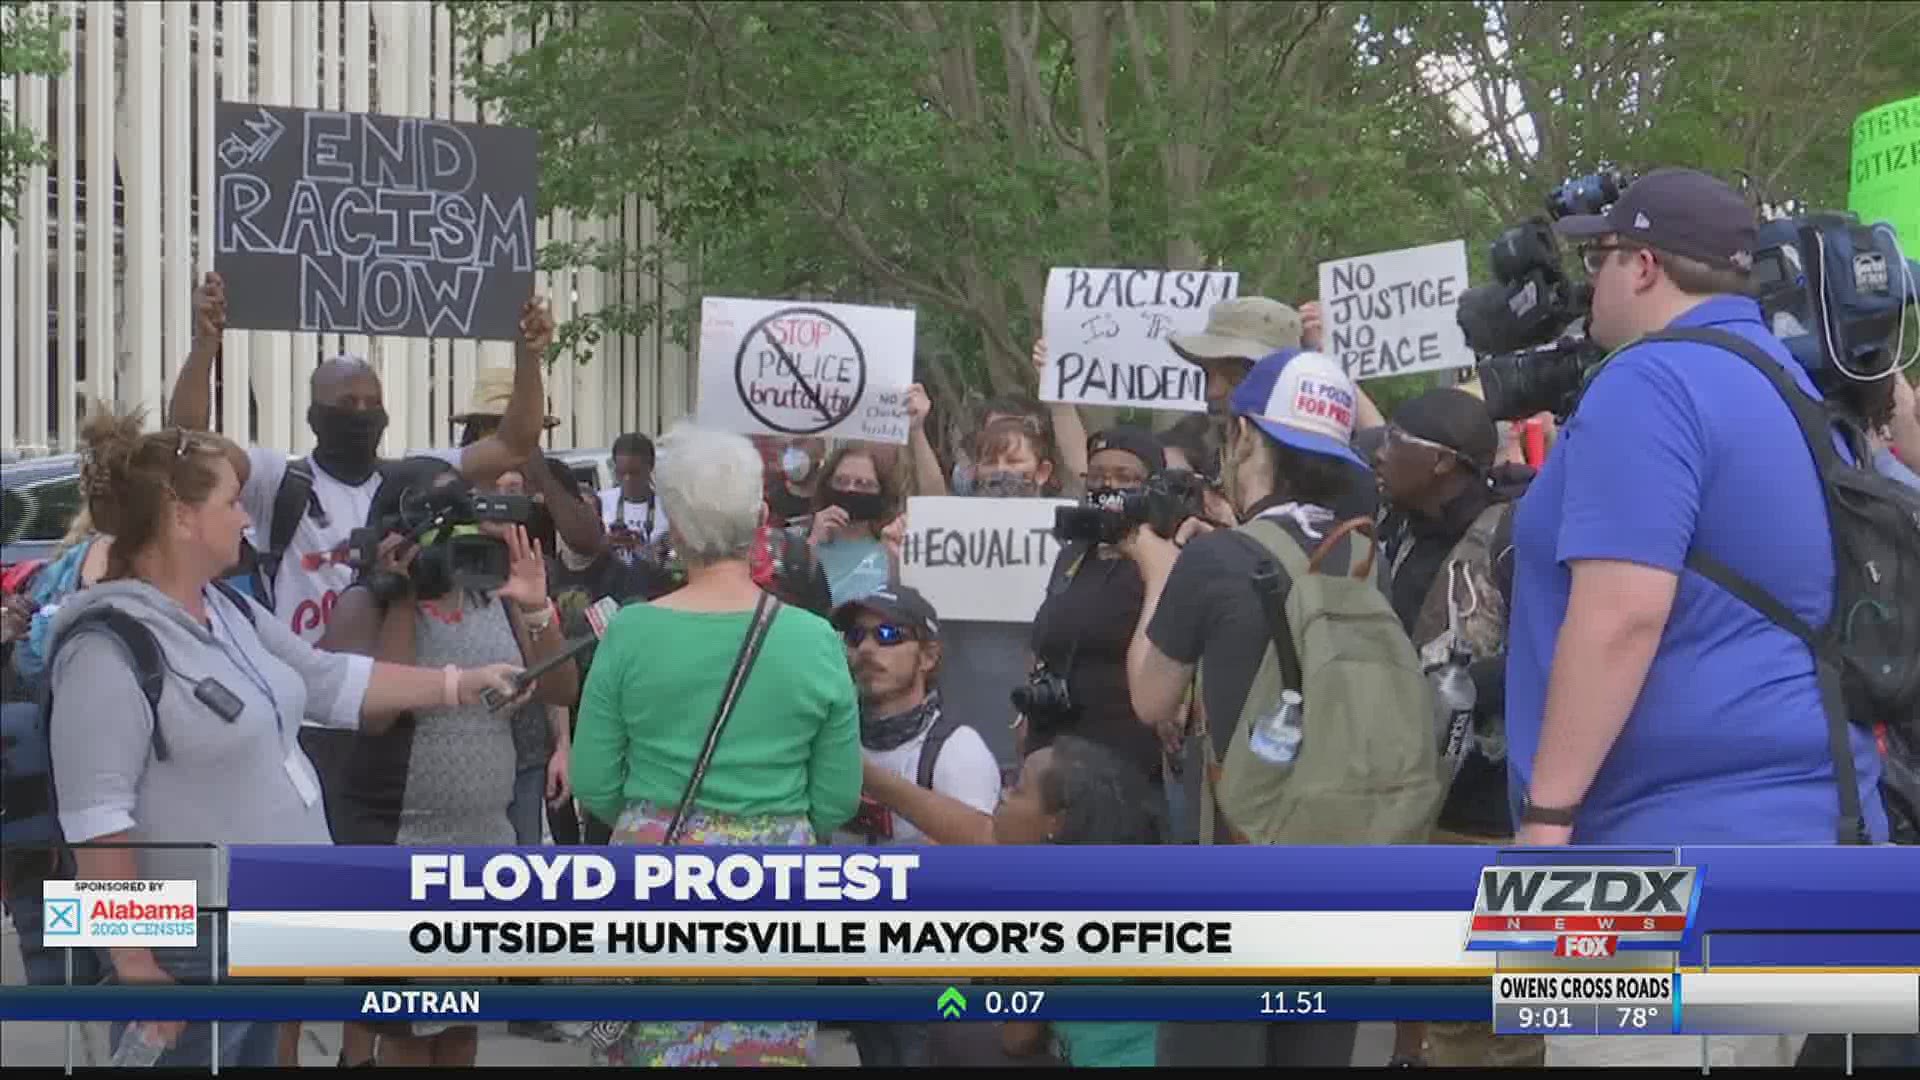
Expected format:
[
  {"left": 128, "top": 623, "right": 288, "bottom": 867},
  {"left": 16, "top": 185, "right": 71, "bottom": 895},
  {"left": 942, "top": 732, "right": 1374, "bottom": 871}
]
[{"left": 1, "top": 454, "right": 84, "bottom": 576}]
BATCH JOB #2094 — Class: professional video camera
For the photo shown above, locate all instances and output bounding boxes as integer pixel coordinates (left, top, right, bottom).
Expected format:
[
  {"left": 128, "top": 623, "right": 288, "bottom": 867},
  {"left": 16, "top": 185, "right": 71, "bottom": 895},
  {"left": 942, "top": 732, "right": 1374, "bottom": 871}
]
[
  {"left": 348, "top": 482, "right": 535, "bottom": 599},
  {"left": 1052, "top": 469, "right": 1210, "bottom": 547},
  {"left": 1457, "top": 170, "right": 1621, "bottom": 421},
  {"left": 1749, "top": 210, "right": 1919, "bottom": 397}
]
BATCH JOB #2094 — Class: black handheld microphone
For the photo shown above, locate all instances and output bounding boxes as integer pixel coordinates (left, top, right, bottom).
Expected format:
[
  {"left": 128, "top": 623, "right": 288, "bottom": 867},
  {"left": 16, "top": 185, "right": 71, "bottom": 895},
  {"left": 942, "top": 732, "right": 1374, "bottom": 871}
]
[{"left": 482, "top": 596, "right": 619, "bottom": 711}]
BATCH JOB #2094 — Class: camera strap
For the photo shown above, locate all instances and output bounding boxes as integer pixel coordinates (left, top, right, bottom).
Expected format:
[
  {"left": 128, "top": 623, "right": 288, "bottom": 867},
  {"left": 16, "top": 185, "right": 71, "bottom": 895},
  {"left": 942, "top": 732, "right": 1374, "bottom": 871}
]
[{"left": 664, "top": 590, "right": 782, "bottom": 845}]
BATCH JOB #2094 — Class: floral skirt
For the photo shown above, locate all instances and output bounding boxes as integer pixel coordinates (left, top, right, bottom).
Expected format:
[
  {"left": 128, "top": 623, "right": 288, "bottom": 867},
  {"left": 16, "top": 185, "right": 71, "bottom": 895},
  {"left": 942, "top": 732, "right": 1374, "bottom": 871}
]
[{"left": 591, "top": 800, "right": 816, "bottom": 1068}]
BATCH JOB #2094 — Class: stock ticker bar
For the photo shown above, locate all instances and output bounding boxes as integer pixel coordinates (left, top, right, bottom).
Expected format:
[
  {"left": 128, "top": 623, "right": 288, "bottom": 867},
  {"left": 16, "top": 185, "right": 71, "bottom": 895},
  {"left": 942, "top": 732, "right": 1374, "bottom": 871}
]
[{"left": 0, "top": 983, "right": 1488, "bottom": 1024}]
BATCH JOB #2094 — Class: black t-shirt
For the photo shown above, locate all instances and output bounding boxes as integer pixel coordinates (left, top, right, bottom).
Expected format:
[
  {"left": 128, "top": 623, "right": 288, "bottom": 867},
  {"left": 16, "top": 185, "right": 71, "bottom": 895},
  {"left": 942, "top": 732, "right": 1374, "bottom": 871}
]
[
  {"left": 548, "top": 552, "right": 671, "bottom": 685},
  {"left": 1028, "top": 543, "right": 1162, "bottom": 787}
]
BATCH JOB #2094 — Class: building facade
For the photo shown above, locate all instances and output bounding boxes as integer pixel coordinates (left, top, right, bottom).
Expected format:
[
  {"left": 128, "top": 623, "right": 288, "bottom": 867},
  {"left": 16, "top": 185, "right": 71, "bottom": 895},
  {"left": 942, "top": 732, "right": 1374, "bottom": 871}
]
[{"left": 2, "top": 0, "right": 693, "bottom": 459}]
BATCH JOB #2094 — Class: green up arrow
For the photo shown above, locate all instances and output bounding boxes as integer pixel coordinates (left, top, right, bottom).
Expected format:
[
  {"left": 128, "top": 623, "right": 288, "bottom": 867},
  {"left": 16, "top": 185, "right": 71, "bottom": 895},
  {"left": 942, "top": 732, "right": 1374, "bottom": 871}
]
[{"left": 936, "top": 986, "right": 968, "bottom": 1019}]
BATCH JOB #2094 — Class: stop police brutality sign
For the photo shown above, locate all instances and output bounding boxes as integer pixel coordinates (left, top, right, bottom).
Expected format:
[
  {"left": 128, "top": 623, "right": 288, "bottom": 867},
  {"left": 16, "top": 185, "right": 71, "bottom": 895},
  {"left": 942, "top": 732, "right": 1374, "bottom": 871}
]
[{"left": 698, "top": 297, "right": 916, "bottom": 445}]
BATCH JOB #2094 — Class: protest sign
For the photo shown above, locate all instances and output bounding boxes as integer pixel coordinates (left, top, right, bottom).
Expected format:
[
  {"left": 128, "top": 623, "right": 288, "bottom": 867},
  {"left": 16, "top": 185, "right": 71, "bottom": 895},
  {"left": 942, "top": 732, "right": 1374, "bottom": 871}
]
[
  {"left": 697, "top": 298, "right": 915, "bottom": 445},
  {"left": 816, "top": 539, "right": 891, "bottom": 610},
  {"left": 1041, "top": 268, "right": 1238, "bottom": 412},
  {"left": 899, "top": 496, "right": 1073, "bottom": 623},
  {"left": 213, "top": 103, "right": 538, "bottom": 341},
  {"left": 1318, "top": 240, "right": 1471, "bottom": 382},
  {"left": 1850, "top": 94, "right": 1920, "bottom": 251}
]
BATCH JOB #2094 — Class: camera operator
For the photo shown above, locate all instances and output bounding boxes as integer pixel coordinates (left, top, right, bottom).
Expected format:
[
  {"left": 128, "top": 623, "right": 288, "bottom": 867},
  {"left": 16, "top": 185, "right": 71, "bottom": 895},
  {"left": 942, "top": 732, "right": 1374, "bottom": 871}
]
[
  {"left": 1021, "top": 428, "right": 1177, "bottom": 791},
  {"left": 1119, "top": 349, "right": 1367, "bottom": 1069},
  {"left": 1506, "top": 168, "right": 1888, "bottom": 1066}
]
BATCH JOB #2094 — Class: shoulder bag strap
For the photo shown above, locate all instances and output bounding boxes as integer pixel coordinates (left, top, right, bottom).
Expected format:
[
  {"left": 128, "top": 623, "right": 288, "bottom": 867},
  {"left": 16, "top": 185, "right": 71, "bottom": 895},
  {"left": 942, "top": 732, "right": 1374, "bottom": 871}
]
[
  {"left": 1623, "top": 327, "right": 1867, "bottom": 846},
  {"left": 663, "top": 591, "right": 782, "bottom": 845}
]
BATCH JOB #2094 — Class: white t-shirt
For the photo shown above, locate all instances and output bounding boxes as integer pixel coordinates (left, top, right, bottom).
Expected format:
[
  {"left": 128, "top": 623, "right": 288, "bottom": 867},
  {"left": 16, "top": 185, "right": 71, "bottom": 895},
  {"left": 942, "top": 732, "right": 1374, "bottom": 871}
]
[
  {"left": 835, "top": 720, "right": 1002, "bottom": 845},
  {"left": 599, "top": 488, "right": 671, "bottom": 544}
]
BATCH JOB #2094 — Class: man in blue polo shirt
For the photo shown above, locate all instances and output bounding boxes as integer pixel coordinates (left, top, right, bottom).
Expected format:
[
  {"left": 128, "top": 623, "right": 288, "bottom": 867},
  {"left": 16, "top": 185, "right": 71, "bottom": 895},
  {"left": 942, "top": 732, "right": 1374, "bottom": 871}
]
[
  {"left": 1504, "top": 165, "right": 1889, "bottom": 1071},
  {"left": 1506, "top": 168, "right": 1887, "bottom": 851}
]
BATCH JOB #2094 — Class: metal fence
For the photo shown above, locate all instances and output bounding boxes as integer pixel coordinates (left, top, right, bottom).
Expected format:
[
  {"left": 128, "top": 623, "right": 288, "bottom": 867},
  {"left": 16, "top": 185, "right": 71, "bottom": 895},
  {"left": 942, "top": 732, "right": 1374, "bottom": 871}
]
[{"left": 2, "top": 0, "right": 693, "bottom": 461}]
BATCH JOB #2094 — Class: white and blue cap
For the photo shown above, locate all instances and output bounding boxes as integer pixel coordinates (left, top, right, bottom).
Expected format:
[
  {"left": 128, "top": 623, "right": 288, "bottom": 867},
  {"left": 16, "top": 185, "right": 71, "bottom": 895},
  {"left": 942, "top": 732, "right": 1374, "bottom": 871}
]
[{"left": 1226, "top": 348, "right": 1367, "bottom": 469}]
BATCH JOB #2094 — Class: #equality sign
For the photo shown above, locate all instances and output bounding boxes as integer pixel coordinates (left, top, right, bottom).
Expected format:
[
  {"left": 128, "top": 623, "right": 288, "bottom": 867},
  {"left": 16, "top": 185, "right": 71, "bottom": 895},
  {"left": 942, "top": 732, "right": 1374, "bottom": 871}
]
[
  {"left": 696, "top": 297, "right": 916, "bottom": 445},
  {"left": 1041, "top": 268, "right": 1238, "bottom": 412},
  {"left": 213, "top": 103, "right": 538, "bottom": 341},
  {"left": 1318, "top": 240, "right": 1471, "bottom": 382},
  {"left": 898, "top": 496, "right": 1073, "bottom": 623}
]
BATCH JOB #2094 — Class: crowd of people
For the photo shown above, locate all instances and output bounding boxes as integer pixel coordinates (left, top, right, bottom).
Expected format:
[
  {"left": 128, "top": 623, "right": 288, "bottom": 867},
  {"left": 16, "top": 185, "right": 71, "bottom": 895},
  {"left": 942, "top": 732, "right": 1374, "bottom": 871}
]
[{"left": 2, "top": 166, "right": 1918, "bottom": 1070}]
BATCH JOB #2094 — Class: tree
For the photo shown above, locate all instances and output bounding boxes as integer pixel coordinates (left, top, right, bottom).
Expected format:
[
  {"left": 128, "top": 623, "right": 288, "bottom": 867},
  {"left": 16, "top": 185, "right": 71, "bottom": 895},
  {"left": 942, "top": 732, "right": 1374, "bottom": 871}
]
[
  {"left": 0, "top": 2, "right": 70, "bottom": 229},
  {"left": 451, "top": 0, "right": 1913, "bottom": 416}
]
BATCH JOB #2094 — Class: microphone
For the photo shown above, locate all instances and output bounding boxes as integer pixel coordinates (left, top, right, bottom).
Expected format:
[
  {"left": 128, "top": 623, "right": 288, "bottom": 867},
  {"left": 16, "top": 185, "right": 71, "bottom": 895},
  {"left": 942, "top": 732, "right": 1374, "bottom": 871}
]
[{"left": 482, "top": 596, "right": 621, "bottom": 711}]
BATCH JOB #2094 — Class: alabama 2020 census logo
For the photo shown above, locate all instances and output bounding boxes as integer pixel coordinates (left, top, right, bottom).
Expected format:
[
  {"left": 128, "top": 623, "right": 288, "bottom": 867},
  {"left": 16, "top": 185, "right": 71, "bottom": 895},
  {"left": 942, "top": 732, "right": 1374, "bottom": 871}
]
[{"left": 41, "top": 880, "right": 198, "bottom": 947}]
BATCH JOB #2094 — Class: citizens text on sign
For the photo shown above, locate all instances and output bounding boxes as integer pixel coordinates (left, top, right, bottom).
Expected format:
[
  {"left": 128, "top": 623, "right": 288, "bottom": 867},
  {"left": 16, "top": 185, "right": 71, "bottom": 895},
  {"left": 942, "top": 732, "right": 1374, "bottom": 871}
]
[
  {"left": 1041, "top": 268, "right": 1237, "bottom": 412},
  {"left": 899, "top": 497, "right": 1072, "bottom": 623},
  {"left": 1318, "top": 240, "right": 1472, "bottom": 382},
  {"left": 213, "top": 103, "right": 539, "bottom": 341},
  {"left": 697, "top": 298, "right": 916, "bottom": 445}
]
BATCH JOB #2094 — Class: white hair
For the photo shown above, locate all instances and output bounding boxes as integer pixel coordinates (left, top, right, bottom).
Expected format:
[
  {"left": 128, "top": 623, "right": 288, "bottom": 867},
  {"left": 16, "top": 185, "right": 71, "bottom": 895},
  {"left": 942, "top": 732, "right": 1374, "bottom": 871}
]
[{"left": 654, "top": 423, "right": 767, "bottom": 564}]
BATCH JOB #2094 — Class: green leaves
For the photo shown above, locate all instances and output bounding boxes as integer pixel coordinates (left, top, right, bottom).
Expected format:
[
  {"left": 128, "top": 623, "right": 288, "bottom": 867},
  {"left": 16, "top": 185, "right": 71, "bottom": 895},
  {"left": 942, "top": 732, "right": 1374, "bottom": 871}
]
[
  {"left": 0, "top": 3, "right": 71, "bottom": 229},
  {"left": 452, "top": 0, "right": 1911, "bottom": 404}
]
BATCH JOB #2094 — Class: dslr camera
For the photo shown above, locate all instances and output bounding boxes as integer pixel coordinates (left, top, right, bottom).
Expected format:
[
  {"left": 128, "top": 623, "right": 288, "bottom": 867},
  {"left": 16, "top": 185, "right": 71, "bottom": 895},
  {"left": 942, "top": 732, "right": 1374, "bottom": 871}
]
[
  {"left": 349, "top": 483, "right": 535, "bottom": 600},
  {"left": 1011, "top": 665, "right": 1075, "bottom": 729},
  {"left": 1053, "top": 469, "right": 1209, "bottom": 546}
]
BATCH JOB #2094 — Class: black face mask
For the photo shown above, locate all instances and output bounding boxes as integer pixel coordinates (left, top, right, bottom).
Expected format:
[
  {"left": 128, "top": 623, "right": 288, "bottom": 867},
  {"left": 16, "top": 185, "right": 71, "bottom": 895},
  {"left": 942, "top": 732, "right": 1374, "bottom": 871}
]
[
  {"left": 829, "top": 488, "right": 889, "bottom": 523},
  {"left": 309, "top": 404, "right": 388, "bottom": 484}
]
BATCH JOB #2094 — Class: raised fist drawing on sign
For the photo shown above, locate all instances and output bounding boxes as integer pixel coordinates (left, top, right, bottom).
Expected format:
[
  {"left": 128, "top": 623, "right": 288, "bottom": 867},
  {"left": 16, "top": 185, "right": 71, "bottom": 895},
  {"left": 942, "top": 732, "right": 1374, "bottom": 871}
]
[
  {"left": 1140, "top": 311, "right": 1175, "bottom": 340},
  {"left": 1081, "top": 313, "right": 1121, "bottom": 343}
]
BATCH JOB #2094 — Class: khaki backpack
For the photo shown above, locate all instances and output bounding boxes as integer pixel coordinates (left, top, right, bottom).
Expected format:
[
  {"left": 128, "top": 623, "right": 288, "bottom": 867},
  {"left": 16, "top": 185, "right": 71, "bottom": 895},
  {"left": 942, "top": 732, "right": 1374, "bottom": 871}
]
[{"left": 1200, "top": 516, "right": 1445, "bottom": 846}]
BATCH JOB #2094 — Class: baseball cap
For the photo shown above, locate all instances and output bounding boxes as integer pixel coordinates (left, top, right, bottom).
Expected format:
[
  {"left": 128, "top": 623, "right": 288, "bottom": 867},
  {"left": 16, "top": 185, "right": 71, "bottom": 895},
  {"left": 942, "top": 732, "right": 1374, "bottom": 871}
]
[
  {"left": 1169, "top": 297, "right": 1303, "bottom": 367},
  {"left": 1227, "top": 349, "right": 1367, "bottom": 469},
  {"left": 1553, "top": 168, "right": 1757, "bottom": 271},
  {"left": 832, "top": 585, "right": 940, "bottom": 641},
  {"left": 1086, "top": 426, "right": 1166, "bottom": 477},
  {"left": 1391, "top": 388, "right": 1499, "bottom": 472}
]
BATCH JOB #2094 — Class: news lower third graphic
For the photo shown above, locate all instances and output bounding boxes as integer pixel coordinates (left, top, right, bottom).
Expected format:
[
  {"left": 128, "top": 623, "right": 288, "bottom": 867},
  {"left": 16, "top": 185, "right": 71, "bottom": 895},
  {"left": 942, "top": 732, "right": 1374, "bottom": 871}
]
[{"left": 40, "top": 880, "right": 198, "bottom": 948}]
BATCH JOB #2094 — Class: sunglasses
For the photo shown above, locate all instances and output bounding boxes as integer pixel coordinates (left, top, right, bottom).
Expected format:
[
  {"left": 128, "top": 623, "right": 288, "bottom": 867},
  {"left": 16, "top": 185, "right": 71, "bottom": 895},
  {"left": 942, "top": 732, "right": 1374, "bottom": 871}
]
[{"left": 843, "top": 623, "right": 915, "bottom": 648}]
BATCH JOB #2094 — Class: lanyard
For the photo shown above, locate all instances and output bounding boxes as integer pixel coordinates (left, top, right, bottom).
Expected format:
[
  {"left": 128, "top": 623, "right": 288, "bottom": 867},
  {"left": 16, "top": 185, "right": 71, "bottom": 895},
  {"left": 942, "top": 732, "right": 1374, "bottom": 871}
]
[{"left": 208, "top": 594, "right": 285, "bottom": 734}]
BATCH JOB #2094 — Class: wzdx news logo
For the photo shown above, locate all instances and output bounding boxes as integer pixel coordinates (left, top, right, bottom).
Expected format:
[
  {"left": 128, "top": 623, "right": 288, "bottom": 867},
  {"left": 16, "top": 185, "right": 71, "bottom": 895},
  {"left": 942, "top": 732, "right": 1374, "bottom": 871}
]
[
  {"left": 41, "top": 880, "right": 198, "bottom": 947},
  {"left": 1466, "top": 866, "right": 1697, "bottom": 956}
]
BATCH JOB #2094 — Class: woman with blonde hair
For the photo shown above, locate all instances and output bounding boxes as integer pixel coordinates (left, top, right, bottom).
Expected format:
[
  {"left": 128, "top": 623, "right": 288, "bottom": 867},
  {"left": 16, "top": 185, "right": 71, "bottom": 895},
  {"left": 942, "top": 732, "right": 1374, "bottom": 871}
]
[{"left": 46, "top": 407, "right": 523, "bottom": 1069}]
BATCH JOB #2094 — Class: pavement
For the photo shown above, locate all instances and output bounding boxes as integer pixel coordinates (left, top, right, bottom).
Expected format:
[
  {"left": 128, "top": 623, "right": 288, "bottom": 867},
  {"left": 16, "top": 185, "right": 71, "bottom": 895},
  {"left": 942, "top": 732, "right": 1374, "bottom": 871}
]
[{"left": 4, "top": 913, "right": 1389, "bottom": 1068}]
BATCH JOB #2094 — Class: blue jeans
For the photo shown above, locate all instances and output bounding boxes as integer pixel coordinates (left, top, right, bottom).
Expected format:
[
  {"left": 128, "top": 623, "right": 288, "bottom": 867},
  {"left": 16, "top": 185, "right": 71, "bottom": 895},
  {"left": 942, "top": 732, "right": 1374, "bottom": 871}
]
[
  {"left": 509, "top": 763, "right": 547, "bottom": 845},
  {"left": 4, "top": 887, "right": 109, "bottom": 987},
  {"left": 106, "top": 912, "right": 279, "bottom": 1068}
]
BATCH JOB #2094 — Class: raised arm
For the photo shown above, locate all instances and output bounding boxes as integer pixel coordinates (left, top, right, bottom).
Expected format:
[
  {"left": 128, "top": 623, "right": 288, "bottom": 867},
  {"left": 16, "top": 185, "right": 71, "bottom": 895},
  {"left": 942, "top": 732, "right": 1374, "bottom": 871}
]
[
  {"left": 168, "top": 273, "right": 225, "bottom": 431},
  {"left": 905, "top": 384, "right": 949, "bottom": 496},
  {"left": 1035, "top": 340, "right": 1089, "bottom": 488},
  {"left": 459, "top": 297, "right": 553, "bottom": 485}
]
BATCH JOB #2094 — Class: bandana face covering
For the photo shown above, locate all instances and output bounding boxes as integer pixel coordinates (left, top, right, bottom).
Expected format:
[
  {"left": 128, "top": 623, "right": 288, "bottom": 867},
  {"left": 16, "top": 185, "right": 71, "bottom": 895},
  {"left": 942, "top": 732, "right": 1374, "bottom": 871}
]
[
  {"left": 308, "top": 403, "right": 388, "bottom": 484},
  {"left": 973, "top": 470, "right": 1041, "bottom": 498},
  {"left": 861, "top": 692, "right": 942, "bottom": 752}
]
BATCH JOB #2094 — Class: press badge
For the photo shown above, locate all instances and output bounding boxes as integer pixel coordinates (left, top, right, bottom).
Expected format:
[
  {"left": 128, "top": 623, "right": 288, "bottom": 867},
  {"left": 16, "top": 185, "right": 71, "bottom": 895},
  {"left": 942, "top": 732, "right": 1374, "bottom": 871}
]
[{"left": 285, "top": 748, "right": 322, "bottom": 807}]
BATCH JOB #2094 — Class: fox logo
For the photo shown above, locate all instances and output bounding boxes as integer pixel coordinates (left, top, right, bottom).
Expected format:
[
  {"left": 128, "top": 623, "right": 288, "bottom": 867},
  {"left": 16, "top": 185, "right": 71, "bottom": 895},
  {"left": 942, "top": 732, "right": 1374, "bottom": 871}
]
[{"left": 1555, "top": 935, "right": 1617, "bottom": 958}]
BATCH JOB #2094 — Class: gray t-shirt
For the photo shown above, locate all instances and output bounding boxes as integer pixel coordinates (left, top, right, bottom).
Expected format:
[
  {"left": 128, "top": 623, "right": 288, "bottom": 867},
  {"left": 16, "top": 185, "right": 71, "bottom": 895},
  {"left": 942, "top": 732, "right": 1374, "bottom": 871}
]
[{"left": 49, "top": 580, "right": 372, "bottom": 903}]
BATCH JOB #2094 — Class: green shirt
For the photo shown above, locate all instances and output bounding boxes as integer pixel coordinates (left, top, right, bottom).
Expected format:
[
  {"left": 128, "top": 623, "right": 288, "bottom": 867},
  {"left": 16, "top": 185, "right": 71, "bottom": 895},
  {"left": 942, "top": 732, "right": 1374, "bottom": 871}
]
[
  {"left": 1056, "top": 1021, "right": 1157, "bottom": 1067},
  {"left": 570, "top": 602, "right": 862, "bottom": 838}
]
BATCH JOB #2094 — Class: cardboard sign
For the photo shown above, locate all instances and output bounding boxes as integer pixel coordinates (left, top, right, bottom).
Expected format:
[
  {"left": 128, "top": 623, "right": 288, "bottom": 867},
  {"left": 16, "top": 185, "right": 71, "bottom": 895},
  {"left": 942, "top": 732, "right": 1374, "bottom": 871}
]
[
  {"left": 1851, "top": 95, "right": 1920, "bottom": 251},
  {"left": 697, "top": 297, "right": 915, "bottom": 445},
  {"left": 213, "top": 103, "right": 539, "bottom": 341},
  {"left": 1318, "top": 240, "right": 1472, "bottom": 382},
  {"left": 898, "top": 496, "right": 1073, "bottom": 623},
  {"left": 1041, "top": 268, "right": 1238, "bottom": 412}
]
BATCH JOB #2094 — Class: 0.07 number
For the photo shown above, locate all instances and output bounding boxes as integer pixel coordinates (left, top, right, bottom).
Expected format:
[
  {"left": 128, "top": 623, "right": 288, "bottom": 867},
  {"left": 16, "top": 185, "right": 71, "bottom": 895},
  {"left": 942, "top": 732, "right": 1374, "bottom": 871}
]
[
  {"left": 1260, "top": 991, "right": 1327, "bottom": 1016},
  {"left": 984, "top": 991, "right": 1045, "bottom": 1016}
]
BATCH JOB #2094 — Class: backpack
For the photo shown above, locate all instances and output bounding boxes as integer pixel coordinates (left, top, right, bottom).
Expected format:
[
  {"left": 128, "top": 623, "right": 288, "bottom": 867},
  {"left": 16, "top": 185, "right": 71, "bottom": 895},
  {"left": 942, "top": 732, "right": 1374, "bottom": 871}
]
[
  {"left": 1410, "top": 501, "right": 1516, "bottom": 775},
  {"left": 0, "top": 581, "right": 256, "bottom": 885},
  {"left": 915, "top": 709, "right": 967, "bottom": 791},
  {"left": 1200, "top": 515, "right": 1444, "bottom": 846},
  {"left": 1645, "top": 327, "right": 1920, "bottom": 846}
]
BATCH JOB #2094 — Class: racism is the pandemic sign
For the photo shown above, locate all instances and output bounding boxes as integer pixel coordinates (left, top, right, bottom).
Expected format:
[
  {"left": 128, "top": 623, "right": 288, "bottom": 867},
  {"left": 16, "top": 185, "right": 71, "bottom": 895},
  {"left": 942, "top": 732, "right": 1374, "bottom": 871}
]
[{"left": 214, "top": 102, "right": 538, "bottom": 341}]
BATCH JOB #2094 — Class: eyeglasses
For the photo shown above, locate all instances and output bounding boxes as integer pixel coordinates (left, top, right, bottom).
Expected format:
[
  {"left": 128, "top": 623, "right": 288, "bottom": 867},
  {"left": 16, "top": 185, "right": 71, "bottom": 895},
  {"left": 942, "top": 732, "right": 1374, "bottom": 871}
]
[
  {"left": 1579, "top": 243, "right": 1646, "bottom": 276},
  {"left": 843, "top": 623, "right": 914, "bottom": 648}
]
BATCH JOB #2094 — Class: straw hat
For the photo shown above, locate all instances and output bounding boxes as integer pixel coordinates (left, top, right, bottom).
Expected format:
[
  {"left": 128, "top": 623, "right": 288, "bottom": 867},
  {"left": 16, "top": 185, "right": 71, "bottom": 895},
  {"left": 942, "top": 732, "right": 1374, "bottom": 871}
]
[{"left": 450, "top": 367, "right": 561, "bottom": 429}]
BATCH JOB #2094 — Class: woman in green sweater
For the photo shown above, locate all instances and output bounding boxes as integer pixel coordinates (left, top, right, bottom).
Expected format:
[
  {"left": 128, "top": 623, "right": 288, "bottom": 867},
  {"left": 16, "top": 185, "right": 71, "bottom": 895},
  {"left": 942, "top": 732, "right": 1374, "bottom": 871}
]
[{"left": 571, "top": 423, "right": 863, "bottom": 1068}]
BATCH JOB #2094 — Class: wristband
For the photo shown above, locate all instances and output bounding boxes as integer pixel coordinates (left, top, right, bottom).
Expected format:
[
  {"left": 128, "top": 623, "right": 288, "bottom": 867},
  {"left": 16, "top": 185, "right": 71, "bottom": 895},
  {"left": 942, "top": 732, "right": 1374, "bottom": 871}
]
[
  {"left": 442, "top": 664, "right": 461, "bottom": 709},
  {"left": 1520, "top": 794, "right": 1579, "bottom": 827},
  {"left": 520, "top": 601, "right": 555, "bottom": 633}
]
